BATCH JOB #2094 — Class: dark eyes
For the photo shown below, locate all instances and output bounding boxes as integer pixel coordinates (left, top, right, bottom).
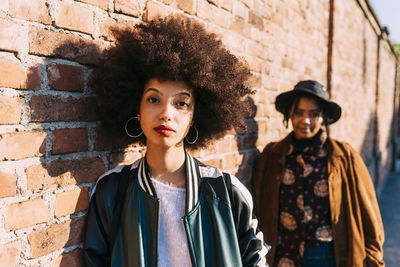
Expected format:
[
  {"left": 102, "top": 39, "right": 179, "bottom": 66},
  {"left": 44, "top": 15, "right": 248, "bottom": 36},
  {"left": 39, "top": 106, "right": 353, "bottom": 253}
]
[
  {"left": 148, "top": 96, "right": 160, "bottom": 103},
  {"left": 310, "top": 112, "right": 321, "bottom": 118},
  {"left": 146, "top": 96, "right": 190, "bottom": 108},
  {"left": 176, "top": 101, "right": 189, "bottom": 107},
  {"left": 294, "top": 110, "right": 321, "bottom": 118}
]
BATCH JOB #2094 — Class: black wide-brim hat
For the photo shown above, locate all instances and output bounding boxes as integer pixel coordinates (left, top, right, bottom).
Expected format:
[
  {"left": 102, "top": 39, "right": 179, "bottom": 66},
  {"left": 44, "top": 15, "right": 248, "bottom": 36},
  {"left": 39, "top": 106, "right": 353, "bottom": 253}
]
[{"left": 275, "top": 80, "right": 342, "bottom": 124}]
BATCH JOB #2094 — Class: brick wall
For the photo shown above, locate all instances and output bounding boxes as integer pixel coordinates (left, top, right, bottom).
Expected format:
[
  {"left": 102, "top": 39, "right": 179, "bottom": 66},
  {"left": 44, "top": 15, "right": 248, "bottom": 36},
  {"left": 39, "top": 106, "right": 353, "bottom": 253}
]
[
  {"left": 0, "top": 0, "right": 398, "bottom": 265},
  {"left": 329, "top": 0, "right": 399, "bottom": 186}
]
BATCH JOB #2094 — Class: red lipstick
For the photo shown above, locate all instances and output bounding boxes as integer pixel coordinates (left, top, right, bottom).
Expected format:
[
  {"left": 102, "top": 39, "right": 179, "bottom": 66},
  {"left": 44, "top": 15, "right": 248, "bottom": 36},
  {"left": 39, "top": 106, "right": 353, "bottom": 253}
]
[{"left": 154, "top": 125, "right": 175, "bottom": 136}]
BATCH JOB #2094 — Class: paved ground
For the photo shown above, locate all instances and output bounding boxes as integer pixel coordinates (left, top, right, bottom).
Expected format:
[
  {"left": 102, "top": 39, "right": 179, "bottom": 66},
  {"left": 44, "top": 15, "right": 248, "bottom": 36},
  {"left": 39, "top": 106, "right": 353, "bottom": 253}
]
[{"left": 379, "top": 172, "right": 400, "bottom": 266}]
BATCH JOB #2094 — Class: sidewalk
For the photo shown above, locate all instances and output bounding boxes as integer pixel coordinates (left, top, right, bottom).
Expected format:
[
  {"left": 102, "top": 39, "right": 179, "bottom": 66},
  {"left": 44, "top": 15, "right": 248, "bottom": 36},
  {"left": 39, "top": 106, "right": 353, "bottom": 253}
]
[{"left": 379, "top": 172, "right": 400, "bottom": 266}]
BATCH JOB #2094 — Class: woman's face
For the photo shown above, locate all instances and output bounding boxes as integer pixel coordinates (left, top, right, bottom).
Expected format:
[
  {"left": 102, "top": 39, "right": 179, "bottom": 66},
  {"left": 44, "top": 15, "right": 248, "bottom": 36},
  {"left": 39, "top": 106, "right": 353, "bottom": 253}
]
[
  {"left": 290, "top": 96, "right": 324, "bottom": 139},
  {"left": 139, "top": 78, "right": 195, "bottom": 149}
]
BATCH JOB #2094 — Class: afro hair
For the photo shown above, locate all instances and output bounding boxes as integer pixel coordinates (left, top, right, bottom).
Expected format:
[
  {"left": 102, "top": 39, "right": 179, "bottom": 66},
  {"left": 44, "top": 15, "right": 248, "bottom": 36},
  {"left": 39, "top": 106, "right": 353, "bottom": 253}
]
[{"left": 89, "top": 17, "right": 253, "bottom": 150}]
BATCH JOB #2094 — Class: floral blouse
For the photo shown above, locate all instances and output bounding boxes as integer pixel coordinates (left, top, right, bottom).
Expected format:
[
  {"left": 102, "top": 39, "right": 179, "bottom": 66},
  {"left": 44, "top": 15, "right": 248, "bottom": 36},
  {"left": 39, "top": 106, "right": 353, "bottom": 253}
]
[{"left": 274, "top": 130, "right": 333, "bottom": 267}]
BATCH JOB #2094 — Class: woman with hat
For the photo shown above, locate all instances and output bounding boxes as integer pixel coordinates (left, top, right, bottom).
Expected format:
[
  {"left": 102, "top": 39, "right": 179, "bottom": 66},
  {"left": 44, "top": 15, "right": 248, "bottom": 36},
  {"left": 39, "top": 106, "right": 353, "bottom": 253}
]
[
  {"left": 252, "top": 80, "right": 384, "bottom": 266},
  {"left": 83, "top": 17, "right": 269, "bottom": 266}
]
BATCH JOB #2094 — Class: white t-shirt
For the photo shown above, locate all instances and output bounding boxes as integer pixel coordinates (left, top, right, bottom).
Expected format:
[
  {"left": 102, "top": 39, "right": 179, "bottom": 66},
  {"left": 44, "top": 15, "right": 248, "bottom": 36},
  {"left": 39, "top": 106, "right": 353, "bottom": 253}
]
[{"left": 151, "top": 178, "right": 192, "bottom": 267}]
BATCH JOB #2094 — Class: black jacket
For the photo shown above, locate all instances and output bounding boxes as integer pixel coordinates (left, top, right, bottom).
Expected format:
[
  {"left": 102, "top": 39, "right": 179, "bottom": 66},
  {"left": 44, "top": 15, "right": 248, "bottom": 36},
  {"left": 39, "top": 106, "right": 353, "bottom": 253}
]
[{"left": 84, "top": 153, "right": 269, "bottom": 266}]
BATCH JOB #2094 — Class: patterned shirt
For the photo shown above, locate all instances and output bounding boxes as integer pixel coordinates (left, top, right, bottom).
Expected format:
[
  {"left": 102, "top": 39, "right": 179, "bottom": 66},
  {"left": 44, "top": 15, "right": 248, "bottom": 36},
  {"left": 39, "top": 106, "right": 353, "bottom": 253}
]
[{"left": 274, "top": 130, "right": 333, "bottom": 267}]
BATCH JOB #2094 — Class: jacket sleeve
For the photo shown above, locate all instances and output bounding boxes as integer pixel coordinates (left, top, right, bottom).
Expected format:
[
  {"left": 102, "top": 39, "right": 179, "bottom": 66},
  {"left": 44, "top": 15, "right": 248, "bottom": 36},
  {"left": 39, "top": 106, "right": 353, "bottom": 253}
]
[
  {"left": 229, "top": 175, "right": 270, "bottom": 267},
  {"left": 347, "top": 145, "right": 385, "bottom": 267},
  {"left": 83, "top": 176, "right": 115, "bottom": 267}
]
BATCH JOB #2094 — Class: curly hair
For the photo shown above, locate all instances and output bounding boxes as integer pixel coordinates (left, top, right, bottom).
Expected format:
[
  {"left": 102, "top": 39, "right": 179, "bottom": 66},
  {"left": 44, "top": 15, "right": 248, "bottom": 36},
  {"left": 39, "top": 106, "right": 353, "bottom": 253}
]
[{"left": 89, "top": 17, "right": 253, "bottom": 149}]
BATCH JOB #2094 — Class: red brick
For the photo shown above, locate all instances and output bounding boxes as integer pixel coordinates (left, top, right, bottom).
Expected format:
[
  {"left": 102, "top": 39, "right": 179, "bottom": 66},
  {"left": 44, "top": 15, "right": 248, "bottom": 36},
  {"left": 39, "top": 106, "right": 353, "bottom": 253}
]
[
  {"left": 0, "top": 240, "right": 21, "bottom": 266},
  {"left": 29, "top": 27, "right": 103, "bottom": 65},
  {"left": 223, "top": 153, "right": 243, "bottom": 170},
  {"left": 99, "top": 17, "right": 116, "bottom": 40},
  {"left": 0, "top": 19, "right": 25, "bottom": 53},
  {"left": 30, "top": 95, "right": 97, "bottom": 122},
  {"left": 229, "top": 137, "right": 239, "bottom": 152},
  {"left": 0, "top": 171, "right": 17, "bottom": 197},
  {"left": 257, "top": 120, "right": 268, "bottom": 133},
  {"left": 233, "top": 1, "right": 247, "bottom": 19},
  {"left": 258, "top": 88, "right": 273, "bottom": 104},
  {"left": 246, "top": 73, "right": 262, "bottom": 88},
  {"left": 27, "top": 65, "right": 42, "bottom": 89},
  {"left": 114, "top": 0, "right": 141, "bottom": 17},
  {"left": 171, "top": 12, "right": 192, "bottom": 22},
  {"left": 0, "top": 95, "right": 22, "bottom": 124},
  {"left": 53, "top": 248, "right": 84, "bottom": 267},
  {"left": 249, "top": 56, "right": 262, "bottom": 72},
  {"left": 220, "top": 0, "right": 233, "bottom": 11},
  {"left": 216, "top": 138, "right": 232, "bottom": 154},
  {"left": 159, "top": 0, "right": 173, "bottom": 4},
  {"left": 52, "top": 128, "right": 88, "bottom": 155},
  {"left": 77, "top": 0, "right": 108, "bottom": 10},
  {"left": 55, "top": 187, "right": 90, "bottom": 217},
  {"left": 9, "top": 0, "right": 51, "bottom": 24},
  {"left": 214, "top": 8, "right": 231, "bottom": 28},
  {"left": 5, "top": 198, "right": 50, "bottom": 230},
  {"left": 144, "top": 1, "right": 167, "bottom": 21},
  {"left": 0, "top": 59, "right": 41, "bottom": 89},
  {"left": 177, "top": 0, "right": 195, "bottom": 14},
  {"left": 26, "top": 158, "right": 104, "bottom": 191},
  {"left": 47, "top": 64, "right": 84, "bottom": 92},
  {"left": 241, "top": 0, "right": 253, "bottom": 8},
  {"left": 28, "top": 217, "right": 85, "bottom": 258},
  {"left": 222, "top": 32, "right": 245, "bottom": 53},
  {"left": 99, "top": 18, "right": 134, "bottom": 41},
  {"left": 0, "top": 131, "right": 46, "bottom": 161},
  {"left": 230, "top": 17, "right": 252, "bottom": 38},
  {"left": 109, "top": 150, "right": 144, "bottom": 169},
  {"left": 248, "top": 11, "right": 264, "bottom": 30},
  {"left": 191, "top": 143, "right": 217, "bottom": 158},
  {"left": 254, "top": 2, "right": 270, "bottom": 19},
  {"left": 202, "top": 158, "right": 223, "bottom": 169},
  {"left": 266, "top": 117, "right": 284, "bottom": 131},
  {"left": 95, "top": 126, "right": 138, "bottom": 151},
  {"left": 197, "top": 0, "right": 213, "bottom": 21},
  {"left": 204, "top": 143, "right": 218, "bottom": 155},
  {"left": 55, "top": 2, "right": 94, "bottom": 34}
]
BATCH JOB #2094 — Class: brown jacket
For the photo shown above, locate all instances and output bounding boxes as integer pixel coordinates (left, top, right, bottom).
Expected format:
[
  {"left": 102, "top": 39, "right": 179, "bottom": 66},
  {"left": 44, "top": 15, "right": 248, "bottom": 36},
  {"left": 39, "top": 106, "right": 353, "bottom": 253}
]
[{"left": 252, "top": 134, "right": 384, "bottom": 266}]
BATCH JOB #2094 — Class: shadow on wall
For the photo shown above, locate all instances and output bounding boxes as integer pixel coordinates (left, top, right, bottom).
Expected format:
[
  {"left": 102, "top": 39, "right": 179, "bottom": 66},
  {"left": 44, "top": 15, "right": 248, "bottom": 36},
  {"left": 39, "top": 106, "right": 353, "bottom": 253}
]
[
  {"left": 359, "top": 113, "right": 381, "bottom": 187},
  {"left": 20, "top": 40, "right": 138, "bottom": 266},
  {"left": 234, "top": 96, "right": 259, "bottom": 186},
  {"left": 348, "top": 107, "right": 398, "bottom": 190}
]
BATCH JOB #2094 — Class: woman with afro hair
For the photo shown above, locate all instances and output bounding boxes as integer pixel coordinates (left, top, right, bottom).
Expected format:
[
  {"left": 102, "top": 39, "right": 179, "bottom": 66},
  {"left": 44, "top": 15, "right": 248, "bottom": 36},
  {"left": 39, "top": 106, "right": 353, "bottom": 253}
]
[{"left": 83, "top": 17, "right": 269, "bottom": 266}]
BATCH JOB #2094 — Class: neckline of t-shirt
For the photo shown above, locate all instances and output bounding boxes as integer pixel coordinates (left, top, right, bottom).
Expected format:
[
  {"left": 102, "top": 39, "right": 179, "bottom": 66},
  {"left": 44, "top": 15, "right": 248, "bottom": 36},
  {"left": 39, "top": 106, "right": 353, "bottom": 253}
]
[{"left": 150, "top": 177, "right": 186, "bottom": 192}]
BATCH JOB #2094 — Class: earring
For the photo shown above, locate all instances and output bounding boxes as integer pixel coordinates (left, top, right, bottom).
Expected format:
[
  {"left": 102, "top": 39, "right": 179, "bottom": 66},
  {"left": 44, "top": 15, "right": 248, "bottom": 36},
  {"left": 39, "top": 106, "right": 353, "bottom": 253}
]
[
  {"left": 125, "top": 116, "right": 143, "bottom": 138},
  {"left": 185, "top": 125, "right": 198, "bottom": 145}
]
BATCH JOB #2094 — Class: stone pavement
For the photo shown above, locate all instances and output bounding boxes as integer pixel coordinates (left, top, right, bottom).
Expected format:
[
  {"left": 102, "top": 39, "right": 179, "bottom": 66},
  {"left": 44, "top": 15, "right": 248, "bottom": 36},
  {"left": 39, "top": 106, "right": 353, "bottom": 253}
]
[{"left": 379, "top": 172, "right": 400, "bottom": 266}]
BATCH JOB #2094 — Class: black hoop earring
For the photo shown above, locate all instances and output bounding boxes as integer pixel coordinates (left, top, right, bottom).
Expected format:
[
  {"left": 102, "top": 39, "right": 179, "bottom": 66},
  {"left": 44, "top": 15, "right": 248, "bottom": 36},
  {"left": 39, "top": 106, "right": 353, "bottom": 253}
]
[
  {"left": 125, "top": 116, "right": 143, "bottom": 138},
  {"left": 185, "top": 125, "right": 198, "bottom": 145}
]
